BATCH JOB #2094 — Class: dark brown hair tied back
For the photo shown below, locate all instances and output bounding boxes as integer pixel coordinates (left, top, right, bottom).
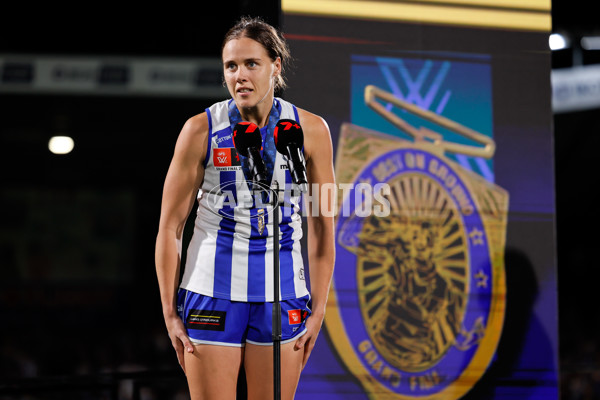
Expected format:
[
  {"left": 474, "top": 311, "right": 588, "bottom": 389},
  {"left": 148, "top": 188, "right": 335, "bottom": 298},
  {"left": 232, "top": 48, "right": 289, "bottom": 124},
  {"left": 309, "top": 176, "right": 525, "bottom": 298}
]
[{"left": 222, "top": 16, "right": 291, "bottom": 91}]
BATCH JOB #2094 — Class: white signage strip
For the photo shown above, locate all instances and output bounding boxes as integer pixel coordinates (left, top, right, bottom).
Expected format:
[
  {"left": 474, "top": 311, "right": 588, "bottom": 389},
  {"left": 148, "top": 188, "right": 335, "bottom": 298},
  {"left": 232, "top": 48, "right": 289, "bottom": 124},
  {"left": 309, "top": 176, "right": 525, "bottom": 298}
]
[
  {"left": 0, "top": 54, "right": 229, "bottom": 98},
  {"left": 552, "top": 64, "right": 600, "bottom": 113}
]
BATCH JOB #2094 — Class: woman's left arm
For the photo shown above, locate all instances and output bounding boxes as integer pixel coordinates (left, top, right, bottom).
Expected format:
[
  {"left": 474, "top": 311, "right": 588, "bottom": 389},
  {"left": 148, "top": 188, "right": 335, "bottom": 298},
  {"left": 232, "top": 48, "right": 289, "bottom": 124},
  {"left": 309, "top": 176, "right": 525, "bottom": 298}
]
[{"left": 293, "top": 109, "right": 336, "bottom": 368}]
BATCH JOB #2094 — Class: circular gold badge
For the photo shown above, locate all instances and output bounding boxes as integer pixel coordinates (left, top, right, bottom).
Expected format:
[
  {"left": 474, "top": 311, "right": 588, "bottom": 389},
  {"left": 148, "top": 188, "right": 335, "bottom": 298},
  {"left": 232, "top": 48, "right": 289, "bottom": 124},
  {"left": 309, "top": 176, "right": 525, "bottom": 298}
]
[
  {"left": 330, "top": 138, "right": 508, "bottom": 399},
  {"left": 356, "top": 172, "right": 469, "bottom": 373}
]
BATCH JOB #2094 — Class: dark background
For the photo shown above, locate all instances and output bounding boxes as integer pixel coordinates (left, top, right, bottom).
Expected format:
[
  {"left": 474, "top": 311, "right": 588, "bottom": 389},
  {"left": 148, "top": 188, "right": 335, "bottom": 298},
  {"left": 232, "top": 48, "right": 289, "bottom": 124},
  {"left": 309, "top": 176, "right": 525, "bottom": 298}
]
[
  {"left": 0, "top": 1, "right": 596, "bottom": 399},
  {"left": 551, "top": 1, "right": 600, "bottom": 399}
]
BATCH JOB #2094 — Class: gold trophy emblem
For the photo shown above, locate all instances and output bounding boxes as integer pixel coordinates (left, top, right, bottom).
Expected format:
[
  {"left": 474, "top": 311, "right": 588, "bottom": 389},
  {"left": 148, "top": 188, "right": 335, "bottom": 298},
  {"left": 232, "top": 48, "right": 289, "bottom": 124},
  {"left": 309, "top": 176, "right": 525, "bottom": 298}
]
[{"left": 328, "top": 85, "right": 508, "bottom": 399}]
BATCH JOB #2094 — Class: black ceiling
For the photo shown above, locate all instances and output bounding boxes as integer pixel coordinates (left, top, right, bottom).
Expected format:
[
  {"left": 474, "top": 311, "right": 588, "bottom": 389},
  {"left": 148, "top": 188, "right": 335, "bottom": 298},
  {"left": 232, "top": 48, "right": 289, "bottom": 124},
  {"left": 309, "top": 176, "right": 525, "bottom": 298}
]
[{"left": 0, "top": 1, "right": 593, "bottom": 58}]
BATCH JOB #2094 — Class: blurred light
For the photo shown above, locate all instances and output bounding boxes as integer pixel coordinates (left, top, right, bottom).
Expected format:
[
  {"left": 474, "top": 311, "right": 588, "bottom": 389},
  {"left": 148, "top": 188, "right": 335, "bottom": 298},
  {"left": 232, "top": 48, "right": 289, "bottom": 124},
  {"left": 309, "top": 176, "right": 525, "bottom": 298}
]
[
  {"left": 48, "top": 136, "right": 74, "bottom": 155},
  {"left": 550, "top": 33, "right": 568, "bottom": 50},
  {"left": 581, "top": 36, "right": 600, "bottom": 50}
]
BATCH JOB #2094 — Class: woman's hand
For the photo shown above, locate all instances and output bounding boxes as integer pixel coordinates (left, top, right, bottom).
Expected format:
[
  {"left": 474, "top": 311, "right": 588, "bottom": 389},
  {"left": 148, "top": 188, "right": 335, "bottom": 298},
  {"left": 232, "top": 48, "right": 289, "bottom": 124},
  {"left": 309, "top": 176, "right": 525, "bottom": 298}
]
[
  {"left": 165, "top": 314, "right": 194, "bottom": 373},
  {"left": 294, "top": 312, "right": 325, "bottom": 369}
]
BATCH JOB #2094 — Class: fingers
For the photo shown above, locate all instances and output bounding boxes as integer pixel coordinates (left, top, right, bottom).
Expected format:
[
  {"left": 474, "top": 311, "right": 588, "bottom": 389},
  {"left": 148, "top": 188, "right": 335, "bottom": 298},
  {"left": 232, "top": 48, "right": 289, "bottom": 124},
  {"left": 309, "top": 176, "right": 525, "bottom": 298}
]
[
  {"left": 168, "top": 318, "right": 194, "bottom": 353},
  {"left": 175, "top": 343, "right": 187, "bottom": 373},
  {"left": 171, "top": 333, "right": 194, "bottom": 352},
  {"left": 171, "top": 333, "right": 194, "bottom": 373},
  {"left": 294, "top": 331, "right": 314, "bottom": 350},
  {"left": 180, "top": 335, "right": 194, "bottom": 354},
  {"left": 301, "top": 336, "right": 315, "bottom": 368},
  {"left": 165, "top": 316, "right": 195, "bottom": 373},
  {"left": 294, "top": 335, "right": 305, "bottom": 351},
  {"left": 295, "top": 313, "right": 322, "bottom": 353},
  {"left": 294, "top": 329, "right": 318, "bottom": 369}
]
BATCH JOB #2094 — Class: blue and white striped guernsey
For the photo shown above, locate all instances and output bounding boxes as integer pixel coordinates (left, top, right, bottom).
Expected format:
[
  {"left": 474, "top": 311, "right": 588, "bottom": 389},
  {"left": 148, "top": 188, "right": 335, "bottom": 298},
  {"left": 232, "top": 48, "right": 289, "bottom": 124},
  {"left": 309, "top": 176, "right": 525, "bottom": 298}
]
[{"left": 180, "top": 98, "right": 308, "bottom": 302}]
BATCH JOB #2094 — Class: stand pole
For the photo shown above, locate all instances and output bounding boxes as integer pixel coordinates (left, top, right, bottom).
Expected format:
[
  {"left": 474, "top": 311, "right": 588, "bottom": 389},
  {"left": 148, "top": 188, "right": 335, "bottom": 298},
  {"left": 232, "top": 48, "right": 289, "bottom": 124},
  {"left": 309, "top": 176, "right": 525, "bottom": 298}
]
[{"left": 271, "top": 181, "right": 281, "bottom": 400}]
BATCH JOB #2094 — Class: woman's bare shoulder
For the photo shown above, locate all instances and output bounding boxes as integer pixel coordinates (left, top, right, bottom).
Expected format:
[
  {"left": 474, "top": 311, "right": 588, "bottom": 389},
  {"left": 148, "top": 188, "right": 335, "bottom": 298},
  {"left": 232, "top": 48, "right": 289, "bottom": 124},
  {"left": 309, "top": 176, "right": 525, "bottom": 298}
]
[
  {"left": 296, "top": 108, "right": 330, "bottom": 137},
  {"left": 171, "top": 112, "right": 210, "bottom": 164},
  {"left": 181, "top": 112, "right": 209, "bottom": 137},
  {"left": 295, "top": 107, "right": 332, "bottom": 162}
]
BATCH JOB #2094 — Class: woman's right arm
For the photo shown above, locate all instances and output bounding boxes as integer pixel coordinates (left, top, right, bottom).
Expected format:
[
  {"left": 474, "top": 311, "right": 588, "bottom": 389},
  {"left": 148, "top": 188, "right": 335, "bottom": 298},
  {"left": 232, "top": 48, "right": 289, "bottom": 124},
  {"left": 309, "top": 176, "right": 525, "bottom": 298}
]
[{"left": 155, "top": 112, "right": 208, "bottom": 372}]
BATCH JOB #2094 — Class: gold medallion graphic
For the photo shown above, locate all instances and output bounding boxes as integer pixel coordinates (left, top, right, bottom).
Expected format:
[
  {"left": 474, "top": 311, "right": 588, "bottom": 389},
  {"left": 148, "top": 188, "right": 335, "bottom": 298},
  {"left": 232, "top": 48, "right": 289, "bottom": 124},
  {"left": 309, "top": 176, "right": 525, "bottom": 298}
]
[
  {"left": 327, "top": 86, "right": 508, "bottom": 399},
  {"left": 356, "top": 172, "right": 469, "bottom": 373},
  {"left": 257, "top": 208, "right": 266, "bottom": 235}
]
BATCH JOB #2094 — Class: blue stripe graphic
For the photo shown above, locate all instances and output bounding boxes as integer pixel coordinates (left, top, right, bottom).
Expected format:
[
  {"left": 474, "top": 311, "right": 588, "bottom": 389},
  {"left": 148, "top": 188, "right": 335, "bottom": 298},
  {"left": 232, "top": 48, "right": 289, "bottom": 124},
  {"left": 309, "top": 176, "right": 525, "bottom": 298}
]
[
  {"left": 248, "top": 206, "right": 267, "bottom": 301},
  {"left": 213, "top": 125, "right": 237, "bottom": 300},
  {"left": 279, "top": 171, "right": 296, "bottom": 298},
  {"left": 293, "top": 105, "right": 299, "bottom": 124},
  {"left": 203, "top": 107, "right": 213, "bottom": 168}
]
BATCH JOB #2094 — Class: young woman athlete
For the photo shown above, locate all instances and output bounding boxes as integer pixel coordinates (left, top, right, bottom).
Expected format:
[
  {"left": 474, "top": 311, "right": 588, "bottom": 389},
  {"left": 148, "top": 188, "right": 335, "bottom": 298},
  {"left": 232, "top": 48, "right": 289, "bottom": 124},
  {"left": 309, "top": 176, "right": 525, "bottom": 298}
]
[{"left": 155, "top": 17, "right": 335, "bottom": 400}]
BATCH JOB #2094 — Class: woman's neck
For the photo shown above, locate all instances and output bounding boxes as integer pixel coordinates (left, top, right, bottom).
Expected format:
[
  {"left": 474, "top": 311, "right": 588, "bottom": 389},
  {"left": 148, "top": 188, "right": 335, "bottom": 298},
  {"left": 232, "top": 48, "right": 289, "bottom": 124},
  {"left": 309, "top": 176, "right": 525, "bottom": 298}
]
[{"left": 237, "top": 92, "right": 274, "bottom": 128}]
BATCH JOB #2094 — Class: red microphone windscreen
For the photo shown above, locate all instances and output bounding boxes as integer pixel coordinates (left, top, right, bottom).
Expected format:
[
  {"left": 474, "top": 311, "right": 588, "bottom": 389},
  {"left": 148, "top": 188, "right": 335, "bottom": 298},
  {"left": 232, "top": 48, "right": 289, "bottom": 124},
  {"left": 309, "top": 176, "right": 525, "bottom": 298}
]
[
  {"left": 274, "top": 119, "right": 303, "bottom": 153},
  {"left": 232, "top": 122, "right": 262, "bottom": 156}
]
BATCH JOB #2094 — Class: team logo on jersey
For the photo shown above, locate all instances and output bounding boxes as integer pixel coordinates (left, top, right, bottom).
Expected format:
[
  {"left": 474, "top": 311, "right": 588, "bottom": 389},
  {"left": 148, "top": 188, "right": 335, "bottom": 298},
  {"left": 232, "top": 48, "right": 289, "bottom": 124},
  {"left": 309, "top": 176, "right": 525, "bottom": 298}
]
[
  {"left": 327, "top": 121, "right": 508, "bottom": 399},
  {"left": 213, "top": 148, "right": 241, "bottom": 170}
]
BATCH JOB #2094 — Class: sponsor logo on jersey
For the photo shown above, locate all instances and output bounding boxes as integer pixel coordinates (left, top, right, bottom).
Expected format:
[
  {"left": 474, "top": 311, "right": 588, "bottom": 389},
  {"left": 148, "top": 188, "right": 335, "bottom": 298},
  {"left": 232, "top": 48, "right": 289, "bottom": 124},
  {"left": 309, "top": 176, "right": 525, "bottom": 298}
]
[
  {"left": 213, "top": 147, "right": 241, "bottom": 170},
  {"left": 288, "top": 309, "right": 302, "bottom": 325},
  {"left": 186, "top": 309, "right": 226, "bottom": 331}
]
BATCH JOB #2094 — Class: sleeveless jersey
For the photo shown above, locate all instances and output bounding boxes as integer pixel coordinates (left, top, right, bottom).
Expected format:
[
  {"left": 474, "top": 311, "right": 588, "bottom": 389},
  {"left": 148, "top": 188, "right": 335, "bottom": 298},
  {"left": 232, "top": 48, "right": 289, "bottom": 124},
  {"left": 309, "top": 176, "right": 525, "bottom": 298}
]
[{"left": 180, "top": 98, "right": 308, "bottom": 302}]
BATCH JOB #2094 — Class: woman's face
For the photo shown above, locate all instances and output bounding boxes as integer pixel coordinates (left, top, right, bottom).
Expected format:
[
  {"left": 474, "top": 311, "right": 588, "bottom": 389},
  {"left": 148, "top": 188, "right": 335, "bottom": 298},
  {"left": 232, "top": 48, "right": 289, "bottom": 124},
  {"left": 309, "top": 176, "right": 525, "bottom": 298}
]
[{"left": 222, "top": 36, "right": 281, "bottom": 109}]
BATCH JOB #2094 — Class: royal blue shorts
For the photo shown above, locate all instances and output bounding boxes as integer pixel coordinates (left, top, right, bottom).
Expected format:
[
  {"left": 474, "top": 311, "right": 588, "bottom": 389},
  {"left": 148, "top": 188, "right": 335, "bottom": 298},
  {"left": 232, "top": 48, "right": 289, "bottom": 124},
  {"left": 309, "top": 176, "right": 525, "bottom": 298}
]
[{"left": 177, "top": 289, "right": 311, "bottom": 347}]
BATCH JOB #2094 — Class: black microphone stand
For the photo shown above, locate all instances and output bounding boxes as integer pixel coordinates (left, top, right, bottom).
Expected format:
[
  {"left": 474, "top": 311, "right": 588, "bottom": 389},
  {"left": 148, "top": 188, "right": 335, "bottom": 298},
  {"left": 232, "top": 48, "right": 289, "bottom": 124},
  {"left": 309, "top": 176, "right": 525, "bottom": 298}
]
[
  {"left": 266, "top": 178, "right": 304, "bottom": 400},
  {"left": 270, "top": 179, "right": 282, "bottom": 400}
]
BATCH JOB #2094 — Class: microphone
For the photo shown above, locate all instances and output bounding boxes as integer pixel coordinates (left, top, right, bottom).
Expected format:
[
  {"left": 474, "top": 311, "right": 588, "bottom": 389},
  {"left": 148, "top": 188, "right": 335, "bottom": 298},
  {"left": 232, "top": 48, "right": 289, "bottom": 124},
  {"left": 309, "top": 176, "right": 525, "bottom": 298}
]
[
  {"left": 274, "top": 119, "right": 308, "bottom": 193},
  {"left": 232, "top": 122, "right": 268, "bottom": 190}
]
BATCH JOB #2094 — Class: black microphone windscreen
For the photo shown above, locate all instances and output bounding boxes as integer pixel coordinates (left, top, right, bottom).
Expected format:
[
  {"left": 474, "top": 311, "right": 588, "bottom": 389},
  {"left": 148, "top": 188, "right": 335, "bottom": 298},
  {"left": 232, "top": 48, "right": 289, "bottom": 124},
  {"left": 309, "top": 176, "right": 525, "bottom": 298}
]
[
  {"left": 232, "top": 122, "right": 262, "bottom": 156},
  {"left": 274, "top": 119, "right": 303, "bottom": 153}
]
